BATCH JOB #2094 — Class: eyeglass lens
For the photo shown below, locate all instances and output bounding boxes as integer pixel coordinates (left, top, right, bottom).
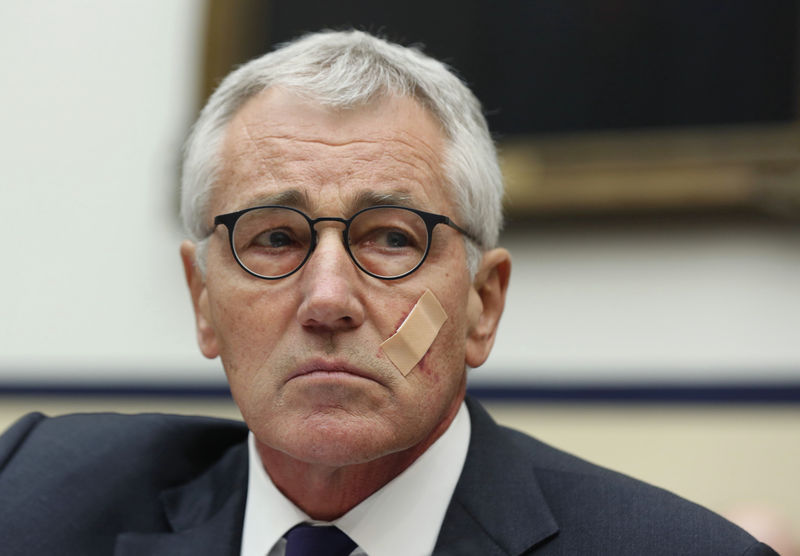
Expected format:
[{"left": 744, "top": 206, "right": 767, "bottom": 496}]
[{"left": 231, "top": 207, "right": 430, "bottom": 278}]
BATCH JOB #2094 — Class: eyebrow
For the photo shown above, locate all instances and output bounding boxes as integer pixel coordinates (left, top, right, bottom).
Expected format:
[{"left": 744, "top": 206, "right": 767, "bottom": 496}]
[
  {"left": 243, "top": 188, "right": 418, "bottom": 215},
  {"left": 245, "top": 189, "right": 310, "bottom": 210},
  {"left": 351, "top": 190, "right": 416, "bottom": 212}
]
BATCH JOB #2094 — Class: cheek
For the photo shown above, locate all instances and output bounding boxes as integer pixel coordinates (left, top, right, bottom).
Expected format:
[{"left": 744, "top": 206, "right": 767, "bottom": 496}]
[
  {"left": 417, "top": 305, "right": 470, "bottom": 383},
  {"left": 429, "top": 292, "right": 472, "bottom": 376},
  {"left": 415, "top": 351, "right": 436, "bottom": 379},
  {"left": 375, "top": 308, "right": 411, "bottom": 360},
  {"left": 430, "top": 320, "right": 466, "bottom": 377},
  {"left": 392, "top": 310, "right": 411, "bottom": 332},
  {"left": 208, "top": 285, "right": 292, "bottom": 363}
]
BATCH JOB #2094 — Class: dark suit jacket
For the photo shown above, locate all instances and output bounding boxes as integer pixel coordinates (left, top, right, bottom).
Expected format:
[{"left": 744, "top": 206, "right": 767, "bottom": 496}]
[{"left": 0, "top": 397, "right": 776, "bottom": 555}]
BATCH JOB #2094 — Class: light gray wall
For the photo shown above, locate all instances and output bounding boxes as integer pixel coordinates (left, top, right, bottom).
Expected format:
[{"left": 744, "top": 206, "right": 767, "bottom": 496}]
[
  {"left": 486, "top": 223, "right": 800, "bottom": 385},
  {"left": 0, "top": 1, "right": 219, "bottom": 383}
]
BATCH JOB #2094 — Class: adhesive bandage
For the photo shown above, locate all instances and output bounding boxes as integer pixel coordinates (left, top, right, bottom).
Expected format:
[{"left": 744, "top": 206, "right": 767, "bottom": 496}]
[{"left": 380, "top": 289, "right": 448, "bottom": 376}]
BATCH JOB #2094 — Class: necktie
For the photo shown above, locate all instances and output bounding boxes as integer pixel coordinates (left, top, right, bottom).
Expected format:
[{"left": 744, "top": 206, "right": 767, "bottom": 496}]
[{"left": 285, "top": 524, "right": 357, "bottom": 556}]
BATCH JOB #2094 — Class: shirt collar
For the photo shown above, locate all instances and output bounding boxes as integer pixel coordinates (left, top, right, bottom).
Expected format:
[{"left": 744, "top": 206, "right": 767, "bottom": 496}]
[{"left": 240, "top": 401, "right": 471, "bottom": 556}]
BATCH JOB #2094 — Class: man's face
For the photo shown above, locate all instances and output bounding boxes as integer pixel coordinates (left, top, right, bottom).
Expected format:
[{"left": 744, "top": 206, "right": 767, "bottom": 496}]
[{"left": 182, "top": 88, "right": 507, "bottom": 468}]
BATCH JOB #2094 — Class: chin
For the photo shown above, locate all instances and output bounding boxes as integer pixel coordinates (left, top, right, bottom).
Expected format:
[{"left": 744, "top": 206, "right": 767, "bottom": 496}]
[{"left": 275, "top": 414, "right": 414, "bottom": 467}]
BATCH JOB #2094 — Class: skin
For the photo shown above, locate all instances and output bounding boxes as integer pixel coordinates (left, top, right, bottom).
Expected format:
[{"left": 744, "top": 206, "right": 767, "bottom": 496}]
[{"left": 181, "top": 88, "right": 511, "bottom": 520}]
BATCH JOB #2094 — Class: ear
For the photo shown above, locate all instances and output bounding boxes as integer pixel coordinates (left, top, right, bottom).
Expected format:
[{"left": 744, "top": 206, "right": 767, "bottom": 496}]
[
  {"left": 465, "top": 248, "right": 511, "bottom": 368},
  {"left": 180, "top": 240, "right": 220, "bottom": 359}
]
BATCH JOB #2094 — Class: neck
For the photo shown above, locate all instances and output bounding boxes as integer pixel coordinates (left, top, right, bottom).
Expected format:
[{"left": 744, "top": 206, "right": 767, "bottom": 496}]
[{"left": 255, "top": 398, "right": 463, "bottom": 521}]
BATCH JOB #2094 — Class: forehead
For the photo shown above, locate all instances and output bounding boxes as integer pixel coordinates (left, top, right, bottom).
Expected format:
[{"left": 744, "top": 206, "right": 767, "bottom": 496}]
[{"left": 213, "top": 88, "right": 451, "bottom": 215}]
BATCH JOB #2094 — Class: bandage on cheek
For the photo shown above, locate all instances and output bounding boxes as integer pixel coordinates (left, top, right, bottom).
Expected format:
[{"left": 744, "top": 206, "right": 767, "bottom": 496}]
[{"left": 380, "top": 289, "right": 448, "bottom": 376}]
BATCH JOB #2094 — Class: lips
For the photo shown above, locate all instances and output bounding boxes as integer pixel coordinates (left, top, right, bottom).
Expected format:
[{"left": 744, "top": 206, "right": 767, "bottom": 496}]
[{"left": 287, "top": 359, "right": 378, "bottom": 383}]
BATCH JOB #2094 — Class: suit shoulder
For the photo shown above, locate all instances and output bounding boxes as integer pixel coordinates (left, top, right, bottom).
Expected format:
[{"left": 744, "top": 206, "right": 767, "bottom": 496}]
[
  {"left": 461, "top": 400, "right": 773, "bottom": 555},
  {"left": 498, "top": 424, "right": 767, "bottom": 553},
  {"left": 0, "top": 412, "right": 249, "bottom": 555},
  {"left": 0, "top": 412, "right": 46, "bottom": 470},
  {"left": 0, "top": 411, "right": 247, "bottom": 484}
]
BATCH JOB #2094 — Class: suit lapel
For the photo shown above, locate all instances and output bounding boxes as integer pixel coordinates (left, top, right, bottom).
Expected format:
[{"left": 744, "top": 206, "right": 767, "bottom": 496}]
[
  {"left": 114, "top": 442, "right": 248, "bottom": 556},
  {"left": 434, "top": 398, "right": 559, "bottom": 555}
]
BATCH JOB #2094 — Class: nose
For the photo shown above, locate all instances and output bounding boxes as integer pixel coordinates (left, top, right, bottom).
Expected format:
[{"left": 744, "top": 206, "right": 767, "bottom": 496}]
[{"left": 296, "top": 226, "right": 366, "bottom": 332}]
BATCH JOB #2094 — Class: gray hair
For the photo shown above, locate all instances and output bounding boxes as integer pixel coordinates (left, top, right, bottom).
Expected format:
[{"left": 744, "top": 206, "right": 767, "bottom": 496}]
[{"left": 181, "top": 30, "right": 504, "bottom": 275}]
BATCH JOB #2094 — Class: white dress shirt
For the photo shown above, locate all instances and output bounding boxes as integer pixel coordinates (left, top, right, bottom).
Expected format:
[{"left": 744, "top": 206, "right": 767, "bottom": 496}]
[{"left": 240, "top": 402, "right": 471, "bottom": 556}]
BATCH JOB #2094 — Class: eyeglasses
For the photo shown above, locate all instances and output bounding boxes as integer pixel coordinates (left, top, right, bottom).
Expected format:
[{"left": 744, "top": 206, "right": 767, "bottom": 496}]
[{"left": 213, "top": 205, "right": 477, "bottom": 280}]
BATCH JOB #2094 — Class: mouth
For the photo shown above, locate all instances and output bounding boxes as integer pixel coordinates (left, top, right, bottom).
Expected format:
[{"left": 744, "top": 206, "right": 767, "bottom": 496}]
[{"left": 287, "top": 359, "right": 379, "bottom": 384}]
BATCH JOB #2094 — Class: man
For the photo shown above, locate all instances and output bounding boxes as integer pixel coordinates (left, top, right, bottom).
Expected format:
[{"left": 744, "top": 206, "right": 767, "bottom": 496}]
[{"left": 0, "top": 31, "right": 776, "bottom": 555}]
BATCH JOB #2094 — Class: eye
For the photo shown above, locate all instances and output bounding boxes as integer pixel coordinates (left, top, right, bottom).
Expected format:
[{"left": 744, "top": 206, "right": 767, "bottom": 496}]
[
  {"left": 383, "top": 230, "right": 411, "bottom": 248},
  {"left": 348, "top": 206, "right": 428, "bottom": 258},
  {"left": 356, "top": 227, "right": 417, "bottom": 250},
  {"left": 253, "top": 229, "right": 295, "bottom": 249}
]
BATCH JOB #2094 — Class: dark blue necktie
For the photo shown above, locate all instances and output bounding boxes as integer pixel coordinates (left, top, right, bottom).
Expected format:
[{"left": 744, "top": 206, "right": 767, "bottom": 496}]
[{"left": 285, "top": 524, "right": 357, "bottom": 556}]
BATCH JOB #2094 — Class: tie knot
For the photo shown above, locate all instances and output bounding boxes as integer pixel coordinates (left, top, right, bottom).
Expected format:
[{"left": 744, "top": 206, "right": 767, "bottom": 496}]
[{"left": 285, "top": 524, "right": 357, "bottom": 556}]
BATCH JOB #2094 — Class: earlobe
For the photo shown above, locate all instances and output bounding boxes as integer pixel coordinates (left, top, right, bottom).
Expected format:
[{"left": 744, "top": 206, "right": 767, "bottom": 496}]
[
  {"left": 465, "top": 248, "right": 511, "bottom": 368},
  {"left": 180, "top": 241, "right": 220, "bottom": 359}
]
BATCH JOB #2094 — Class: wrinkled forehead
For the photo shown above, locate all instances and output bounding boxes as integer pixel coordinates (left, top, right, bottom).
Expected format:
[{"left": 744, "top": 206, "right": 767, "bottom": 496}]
[{"left": 212, "top": 88, "right": 454, "bottom": 217}]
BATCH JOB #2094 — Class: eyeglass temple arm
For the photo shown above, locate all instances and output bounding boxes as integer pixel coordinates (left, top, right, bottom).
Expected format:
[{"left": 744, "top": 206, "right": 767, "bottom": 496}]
[{"left": 442, "top": 217, "right": 481, "bottom": 246}]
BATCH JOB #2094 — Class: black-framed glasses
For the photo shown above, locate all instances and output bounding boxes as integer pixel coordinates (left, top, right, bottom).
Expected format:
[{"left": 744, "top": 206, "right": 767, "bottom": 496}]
[{"left": 213, "top": 205, "right": 477, "bottom": 280}]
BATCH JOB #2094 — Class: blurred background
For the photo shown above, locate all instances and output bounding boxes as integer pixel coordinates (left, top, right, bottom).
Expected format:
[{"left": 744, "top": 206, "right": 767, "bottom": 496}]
[{"left": 0, "top": 1, "right": 798, "bottom": 550}]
